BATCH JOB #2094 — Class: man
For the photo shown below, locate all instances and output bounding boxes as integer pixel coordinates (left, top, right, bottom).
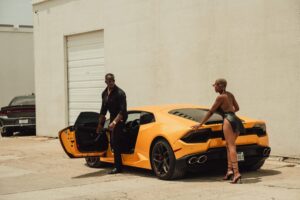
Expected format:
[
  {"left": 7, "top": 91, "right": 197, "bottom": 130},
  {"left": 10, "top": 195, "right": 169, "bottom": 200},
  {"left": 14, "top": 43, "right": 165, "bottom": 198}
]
[{"left": 96, "top": 73, "right": 128, "bottom": 174}]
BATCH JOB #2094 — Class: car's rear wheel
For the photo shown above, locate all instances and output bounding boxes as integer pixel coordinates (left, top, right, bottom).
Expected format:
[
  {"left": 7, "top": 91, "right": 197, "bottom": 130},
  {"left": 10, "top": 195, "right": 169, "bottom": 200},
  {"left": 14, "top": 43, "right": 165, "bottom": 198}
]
[
  {"left": 85, "top": 156, "right": 106, "bottom": 168},
  {"left": 151, "top": 139, "right": 186, "bottom": 180}
]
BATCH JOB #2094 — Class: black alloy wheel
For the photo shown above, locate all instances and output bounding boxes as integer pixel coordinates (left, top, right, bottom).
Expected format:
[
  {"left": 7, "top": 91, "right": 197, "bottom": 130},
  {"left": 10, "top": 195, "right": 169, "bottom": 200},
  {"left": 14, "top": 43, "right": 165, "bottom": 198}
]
[
  {"left": 85, "top": 156, "right": 106, "bottom": 168},
  {"left": 151, "top": 139, "right": 186, "bottom": 180}
]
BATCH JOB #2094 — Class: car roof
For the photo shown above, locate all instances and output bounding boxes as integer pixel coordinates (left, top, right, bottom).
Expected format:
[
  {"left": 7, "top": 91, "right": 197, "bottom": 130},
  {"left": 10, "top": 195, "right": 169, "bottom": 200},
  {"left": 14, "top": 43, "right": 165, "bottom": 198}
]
[
  {"left": 128, "top": 104, "right": 257, "bottom": 123},
  {"left": 129, "top": 104, "right": 208, "bottom": 113}
]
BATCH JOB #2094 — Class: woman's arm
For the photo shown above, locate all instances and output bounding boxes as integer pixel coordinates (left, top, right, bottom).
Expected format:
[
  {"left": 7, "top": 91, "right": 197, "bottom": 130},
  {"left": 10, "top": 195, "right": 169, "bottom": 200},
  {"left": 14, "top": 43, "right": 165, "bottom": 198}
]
[
  {"left": 192, "top": 96, "right": 223, "bottom": 129},
  {"left": 232, "top": 94, "right": 240, "bottom": 112}
]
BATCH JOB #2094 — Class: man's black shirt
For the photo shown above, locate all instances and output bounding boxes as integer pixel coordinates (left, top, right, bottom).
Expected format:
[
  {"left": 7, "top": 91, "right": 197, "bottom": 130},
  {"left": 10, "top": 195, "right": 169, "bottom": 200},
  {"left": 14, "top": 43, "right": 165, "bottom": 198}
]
[{"left": 100, "top": 85, "right": 128, "bottom": 122}]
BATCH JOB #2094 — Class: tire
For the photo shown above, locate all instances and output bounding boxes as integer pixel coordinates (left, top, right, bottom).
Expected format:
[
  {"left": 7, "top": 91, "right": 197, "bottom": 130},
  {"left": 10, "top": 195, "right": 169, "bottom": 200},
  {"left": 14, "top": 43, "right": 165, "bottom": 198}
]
[
  {"left": 85, "top": 156, "right": 106, "bottom": 168},
  {"left": 246, "top": 160, "right": 265, "bottom": 171},
  {"left": 1, "top": 129, "right": 13, "bottom": 137},
  {"left": 151, "top": 139, "right": 186, "bottom": 180}
]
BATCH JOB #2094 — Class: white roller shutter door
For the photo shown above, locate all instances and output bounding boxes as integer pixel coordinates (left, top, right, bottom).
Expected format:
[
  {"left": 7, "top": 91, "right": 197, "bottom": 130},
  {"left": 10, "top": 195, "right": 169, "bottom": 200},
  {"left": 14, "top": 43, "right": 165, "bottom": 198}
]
[{"left": 67, "top": 31, "right": 105, "bottom": 125}]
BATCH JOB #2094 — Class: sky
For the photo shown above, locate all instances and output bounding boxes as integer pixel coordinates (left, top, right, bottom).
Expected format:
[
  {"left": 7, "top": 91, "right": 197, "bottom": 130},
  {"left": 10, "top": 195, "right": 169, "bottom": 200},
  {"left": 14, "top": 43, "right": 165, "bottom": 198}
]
[{"left": 0, "top": 0, "right": 33, "bottom": 26}]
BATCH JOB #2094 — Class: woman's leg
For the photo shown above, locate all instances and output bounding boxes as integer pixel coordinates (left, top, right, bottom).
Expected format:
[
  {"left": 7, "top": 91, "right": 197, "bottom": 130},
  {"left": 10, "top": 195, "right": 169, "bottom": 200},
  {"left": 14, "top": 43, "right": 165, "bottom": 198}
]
[
  {"left": 223, "top": 119, "right": 241, "bottom": 182},
  {"left": 223, "top": 146, "right": 233, "bottom": 180}
]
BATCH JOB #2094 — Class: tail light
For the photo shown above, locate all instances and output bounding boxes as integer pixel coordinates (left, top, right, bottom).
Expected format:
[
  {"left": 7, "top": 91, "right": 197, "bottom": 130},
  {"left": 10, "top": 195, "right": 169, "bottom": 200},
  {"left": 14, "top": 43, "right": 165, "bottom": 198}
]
[
  {"left": 181, "top": 128, "right": 212, "bottom": 143},
  {"left": 253, "top": 123, "right": 267, "bottom": 137},
  {"left": 0, "top": 110, "right": 8, "bottom": 118}
]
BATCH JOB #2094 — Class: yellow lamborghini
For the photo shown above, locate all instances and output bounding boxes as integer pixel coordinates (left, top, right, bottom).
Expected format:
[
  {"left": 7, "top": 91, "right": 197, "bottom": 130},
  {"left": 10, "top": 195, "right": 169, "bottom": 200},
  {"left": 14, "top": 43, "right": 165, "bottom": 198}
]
[{"left": 59, "top": 104, "right": 271, "bottom": 180}]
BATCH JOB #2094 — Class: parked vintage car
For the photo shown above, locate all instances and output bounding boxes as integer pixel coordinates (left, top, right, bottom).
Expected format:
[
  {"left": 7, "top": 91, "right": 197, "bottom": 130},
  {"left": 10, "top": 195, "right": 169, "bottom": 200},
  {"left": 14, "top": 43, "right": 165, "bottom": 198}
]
[
  {"left": 59, "top": 104, "right": 271, "bottom": 180},
  {"left": 0, "top": 94, "right": 36, "bottom": 137}
]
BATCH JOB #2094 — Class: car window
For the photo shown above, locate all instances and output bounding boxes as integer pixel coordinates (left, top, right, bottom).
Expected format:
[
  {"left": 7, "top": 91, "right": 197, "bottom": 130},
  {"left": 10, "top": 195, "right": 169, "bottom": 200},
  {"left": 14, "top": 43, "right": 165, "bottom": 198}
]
[
  {"left": 74, "top": 112, "right": 99, "bottom": 128},
  {"left": 127, "top": 112, "right": 141, "bottom": 122},
  {"left": 140, "top": 112, "right": 155, "bottom": 125},
  {"left": 9, "top": 96, "right": 35, "bottom": 106},
  {"left": 169, "top": 108, "right": 223, "bottom": 124},
  {"left": 105, "top": 111, "right": 155, "bottom": 126}
]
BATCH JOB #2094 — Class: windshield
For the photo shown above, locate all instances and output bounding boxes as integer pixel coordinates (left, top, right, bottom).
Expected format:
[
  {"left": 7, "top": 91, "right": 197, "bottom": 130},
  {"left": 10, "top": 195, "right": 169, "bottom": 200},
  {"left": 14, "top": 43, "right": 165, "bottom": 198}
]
[
  {"left": 9, "top": 96, "right": 35, "bottom": 106},
  {"left": 169, "top": 108, "right": 223, "bottom": 124}
]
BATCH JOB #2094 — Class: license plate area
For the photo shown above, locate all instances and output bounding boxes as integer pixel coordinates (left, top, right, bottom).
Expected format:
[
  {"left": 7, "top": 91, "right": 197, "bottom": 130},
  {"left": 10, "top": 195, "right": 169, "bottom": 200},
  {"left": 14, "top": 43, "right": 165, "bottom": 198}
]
[
  {"left": 19, "top": 119, "right": 29, "bottom": 124},
  {"left": 237, "top": 152, "right": 245, "bottom": 161}
]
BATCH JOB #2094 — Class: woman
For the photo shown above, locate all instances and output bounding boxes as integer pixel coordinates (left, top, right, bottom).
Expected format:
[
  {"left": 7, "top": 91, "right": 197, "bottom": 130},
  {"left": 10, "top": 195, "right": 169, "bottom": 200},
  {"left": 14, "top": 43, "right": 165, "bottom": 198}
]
[{"left": 192, "top": 78, "right": 245, "bottom": 184}]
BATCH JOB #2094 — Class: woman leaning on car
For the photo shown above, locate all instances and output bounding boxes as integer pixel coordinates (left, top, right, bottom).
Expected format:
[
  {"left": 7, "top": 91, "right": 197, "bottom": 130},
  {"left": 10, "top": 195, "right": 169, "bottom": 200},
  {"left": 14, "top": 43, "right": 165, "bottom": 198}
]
[{"left": 192, "top": 78, "right": 245, "bottom": 184}]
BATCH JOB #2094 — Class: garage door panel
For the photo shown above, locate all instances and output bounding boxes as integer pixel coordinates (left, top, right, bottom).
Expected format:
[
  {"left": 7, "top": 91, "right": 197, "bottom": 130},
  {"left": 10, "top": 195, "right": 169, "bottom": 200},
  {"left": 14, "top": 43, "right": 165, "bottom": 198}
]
[
  {"left": 68, "top": 75, "right": 104, "bottom": 82},
  {"left": 67, "top": 31, "right": 103, "bottom": 46},
  {"left": 68, "top": 81, "right": 105, "bottom": 89},
  {"left": 69, "top": 102, "right": 100, "bottom": 110},
  {"left": 68, "top": 58, "right": 105, "bottom": 68},
  {"left": 67, "top": 31, "right": 104, "bottom": 125},
  {"left": 67, "top": 42, "right": 104, "bottom": 52},
  {"left": 68, "top": 95, "right": 101, "bottom": 102},
  {"left": 68, "top": 49, "right": 104, "bottom": 61},
  {"left": 69, "top": 88, "right": 102, "bottom": 97},
  {"left": 69, "top": 89, "right": 101, "bottom": 100},
  {"left": 68, "top": 65, "right": 105, "bottom": 77}
]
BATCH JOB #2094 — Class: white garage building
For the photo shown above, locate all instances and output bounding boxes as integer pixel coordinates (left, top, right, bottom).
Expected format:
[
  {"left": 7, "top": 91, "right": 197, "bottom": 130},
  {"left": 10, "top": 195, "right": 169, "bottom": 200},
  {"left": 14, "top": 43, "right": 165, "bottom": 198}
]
[{"left": 33, "top": 0, "right": 300, "bottom": 157}]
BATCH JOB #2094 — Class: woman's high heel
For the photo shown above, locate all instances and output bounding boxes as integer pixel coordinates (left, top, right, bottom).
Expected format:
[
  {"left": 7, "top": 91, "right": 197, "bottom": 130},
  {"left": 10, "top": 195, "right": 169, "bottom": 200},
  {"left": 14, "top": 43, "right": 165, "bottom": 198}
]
[
  {"left": 223, "top": 171, "right": 234, "bottom": 180},
  {"left": 230, "top": 175, "right": 242, "bottom": 184}
]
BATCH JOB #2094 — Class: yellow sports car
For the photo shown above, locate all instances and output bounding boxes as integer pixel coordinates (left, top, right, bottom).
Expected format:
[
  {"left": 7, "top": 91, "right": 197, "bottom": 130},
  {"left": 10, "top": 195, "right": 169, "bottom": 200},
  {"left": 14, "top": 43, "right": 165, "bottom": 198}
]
[{"left": 59, "top": 104, "right": 271, "bottom": 180}]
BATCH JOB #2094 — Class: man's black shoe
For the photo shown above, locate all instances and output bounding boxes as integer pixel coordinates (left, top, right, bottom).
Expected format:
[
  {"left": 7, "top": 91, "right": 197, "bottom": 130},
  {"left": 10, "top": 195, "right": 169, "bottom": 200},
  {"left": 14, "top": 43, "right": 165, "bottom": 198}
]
[{"left": 108, "top": 168, "right": 122, "bottom": 174}]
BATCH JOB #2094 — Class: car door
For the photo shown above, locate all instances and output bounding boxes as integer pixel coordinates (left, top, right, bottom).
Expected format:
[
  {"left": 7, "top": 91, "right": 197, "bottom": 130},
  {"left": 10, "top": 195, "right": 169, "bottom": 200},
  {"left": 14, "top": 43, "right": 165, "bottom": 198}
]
[{"left": 59, "top": 112, "right": 108, "bottom": 158}]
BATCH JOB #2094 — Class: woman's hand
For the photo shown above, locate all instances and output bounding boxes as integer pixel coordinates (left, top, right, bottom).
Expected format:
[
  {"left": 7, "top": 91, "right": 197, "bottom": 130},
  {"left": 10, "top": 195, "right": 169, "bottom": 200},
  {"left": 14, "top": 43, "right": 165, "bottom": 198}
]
[{"left": 191, "top": 123, "right": 203, "bottom": 130}]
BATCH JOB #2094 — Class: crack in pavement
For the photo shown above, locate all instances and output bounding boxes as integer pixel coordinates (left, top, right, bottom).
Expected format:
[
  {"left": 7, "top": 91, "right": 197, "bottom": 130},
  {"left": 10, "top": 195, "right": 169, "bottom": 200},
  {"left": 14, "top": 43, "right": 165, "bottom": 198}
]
[{"left": 264, "top": 184, "right": 300, "bottom": 190}]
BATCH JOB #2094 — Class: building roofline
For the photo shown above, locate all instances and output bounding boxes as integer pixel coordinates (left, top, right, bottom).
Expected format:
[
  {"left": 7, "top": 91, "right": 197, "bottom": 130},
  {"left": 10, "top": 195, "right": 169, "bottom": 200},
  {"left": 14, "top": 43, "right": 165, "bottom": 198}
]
[{"left": 0, "top": 24, "right": 33, "bottom": 33}]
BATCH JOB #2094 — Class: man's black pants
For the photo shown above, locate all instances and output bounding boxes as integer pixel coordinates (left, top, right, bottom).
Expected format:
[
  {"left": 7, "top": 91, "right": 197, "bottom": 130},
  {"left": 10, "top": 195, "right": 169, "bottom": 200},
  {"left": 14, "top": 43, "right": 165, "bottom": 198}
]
[{"left": 111, "top": 122, "right": 124, "bottom": 171}]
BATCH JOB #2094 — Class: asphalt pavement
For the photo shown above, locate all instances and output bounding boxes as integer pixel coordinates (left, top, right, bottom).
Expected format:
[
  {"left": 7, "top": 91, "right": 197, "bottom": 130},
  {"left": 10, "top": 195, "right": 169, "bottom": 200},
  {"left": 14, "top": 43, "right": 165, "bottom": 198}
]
[{"left": 0, "top": 135, "right": 299, "bottom": 200}]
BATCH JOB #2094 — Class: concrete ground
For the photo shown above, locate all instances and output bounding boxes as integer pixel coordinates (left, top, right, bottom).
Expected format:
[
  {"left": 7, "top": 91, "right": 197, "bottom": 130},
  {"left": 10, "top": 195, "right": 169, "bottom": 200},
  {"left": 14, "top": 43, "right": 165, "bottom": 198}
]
[{"left": 0, "top": 135, "right": 299, "bottom": 200}]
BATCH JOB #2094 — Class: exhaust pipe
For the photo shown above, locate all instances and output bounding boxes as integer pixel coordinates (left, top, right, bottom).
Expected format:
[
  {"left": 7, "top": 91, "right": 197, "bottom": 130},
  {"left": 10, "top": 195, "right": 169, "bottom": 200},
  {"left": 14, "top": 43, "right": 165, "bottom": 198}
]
[
  {"left": 263, "top": 148, "right": 271, "bottom": 156},
  {"left": 188, "top": 156, "right": 198, "bottom": 165},
  {"left": 197, "top": 155, "right": 208, "bottom": 164}
]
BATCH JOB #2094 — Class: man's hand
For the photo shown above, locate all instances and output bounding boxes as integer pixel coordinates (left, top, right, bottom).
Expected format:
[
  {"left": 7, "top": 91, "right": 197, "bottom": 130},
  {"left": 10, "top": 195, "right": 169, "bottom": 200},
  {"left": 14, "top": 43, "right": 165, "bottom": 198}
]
[
  {"left": 96, "top": 125, "right": 103, "bottom": 134},
  {"left": 108, "top": 121, "right": 117, "bottom": 131}
]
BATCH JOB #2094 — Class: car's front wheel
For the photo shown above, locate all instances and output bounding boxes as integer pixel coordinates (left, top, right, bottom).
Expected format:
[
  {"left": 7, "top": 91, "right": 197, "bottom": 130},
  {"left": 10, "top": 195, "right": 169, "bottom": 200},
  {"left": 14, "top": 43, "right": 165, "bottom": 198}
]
[
  {"left": 1, "top": 128, "right": 13, "bottom": 137},
  {"left": 151, "top": 139, "right": 186, "bottom": 180},
  {"left": 85, "top": 157, "right": 106, "bottom": 168}
]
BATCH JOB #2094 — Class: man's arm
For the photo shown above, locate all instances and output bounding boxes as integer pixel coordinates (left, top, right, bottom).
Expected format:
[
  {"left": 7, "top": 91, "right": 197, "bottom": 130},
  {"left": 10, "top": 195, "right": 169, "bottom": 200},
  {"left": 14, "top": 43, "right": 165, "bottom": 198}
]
[
  {"left": 109, "top": 92, "right": 127, "bottom": 129},
  {"left": 97, "top": 93, "right": 107, "bottom": 133}
]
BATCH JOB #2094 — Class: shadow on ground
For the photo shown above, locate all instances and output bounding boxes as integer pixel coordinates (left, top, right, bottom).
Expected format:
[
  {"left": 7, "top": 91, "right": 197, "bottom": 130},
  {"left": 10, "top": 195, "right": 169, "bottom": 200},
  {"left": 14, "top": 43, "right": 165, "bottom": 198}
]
[
  {"left": 72, "top": 164, "right": 281, "bottom": 183},
  {"left": 72, "top": 164, "right": 155, "bottom": 179},
  {"left": 180, "top": 168, "right": 281, "bottom": 184}
]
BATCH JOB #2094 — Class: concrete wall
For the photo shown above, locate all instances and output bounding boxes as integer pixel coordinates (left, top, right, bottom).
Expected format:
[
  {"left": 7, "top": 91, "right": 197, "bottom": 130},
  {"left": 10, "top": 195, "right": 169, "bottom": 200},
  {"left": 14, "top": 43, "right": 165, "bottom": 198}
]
[
  {"left": 33, "top": 0, "right": 300, "bottom": 157},
  {"left": 0, "top": 26, "right": 34, "bottom": 108}
]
